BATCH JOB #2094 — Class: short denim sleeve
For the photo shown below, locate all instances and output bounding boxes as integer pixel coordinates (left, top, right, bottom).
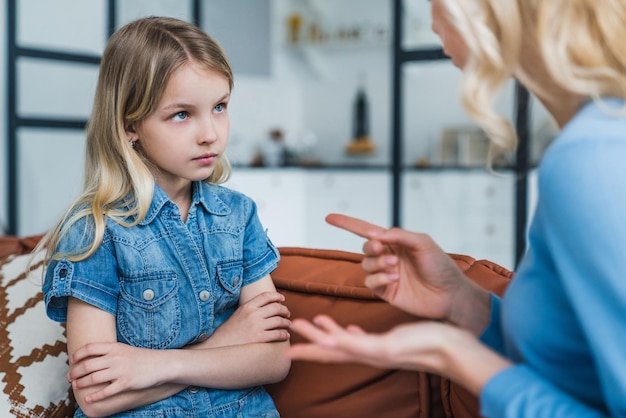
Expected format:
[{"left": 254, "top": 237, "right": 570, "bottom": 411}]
[
  {"left": 241, "top": 199, "right": 280, "bottom": 287},
  {"left": 43, "top": 227, "right": 120, "bottom": 323}
]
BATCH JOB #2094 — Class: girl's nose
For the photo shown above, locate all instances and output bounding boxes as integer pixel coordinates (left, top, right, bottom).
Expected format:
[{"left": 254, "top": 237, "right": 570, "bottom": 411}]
[{"left": 199, "top": 116, "right": 218, "bottom": 144}]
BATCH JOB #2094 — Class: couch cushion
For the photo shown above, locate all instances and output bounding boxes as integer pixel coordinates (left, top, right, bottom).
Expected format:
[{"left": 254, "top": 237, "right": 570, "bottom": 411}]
[
  {"left": 0, "top": 235, "right": 44, "bottom": 260},
  {"left": 267, "top": 247, "right": 513, "bottom": 418},
  {"left": 0, "top": 250, "right": 75, "bottom": 418},
  {"left": 267, "top": 247, "right": 438, "bottom": 418}
]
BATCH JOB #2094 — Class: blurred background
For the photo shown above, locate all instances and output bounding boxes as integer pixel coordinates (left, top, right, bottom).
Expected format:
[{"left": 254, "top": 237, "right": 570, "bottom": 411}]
[{"left": 0, "top": 0, "right": 558, "bottom": 270}]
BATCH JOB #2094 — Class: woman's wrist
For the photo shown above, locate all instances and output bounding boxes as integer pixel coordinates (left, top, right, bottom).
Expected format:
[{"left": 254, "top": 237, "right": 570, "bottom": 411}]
[
  {"left": 447, "top": 279, "right": 493, "bottom": 335},
  {"left": 440, "top": 327, "right": 512, "bottom": 396}
]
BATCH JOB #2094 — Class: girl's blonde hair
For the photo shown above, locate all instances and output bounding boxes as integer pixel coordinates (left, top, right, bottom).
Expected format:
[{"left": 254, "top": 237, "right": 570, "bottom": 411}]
[
  {"left": 39, "top": 17, "right": 234, "bottom": 262},
  {"left": 440, "top": 0, "right": 626, "bottom": 158}
]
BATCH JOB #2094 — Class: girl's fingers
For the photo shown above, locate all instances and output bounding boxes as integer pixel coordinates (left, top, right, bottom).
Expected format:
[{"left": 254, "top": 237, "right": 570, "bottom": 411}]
[
  {"left": 70, "top": 342, "right": 111, "bottom": 364},
  {"left": 72, "top": 367, "right": 112, "bottom": 388},
  {"left": 254, "top": 302, "right": 289, "bottom": 319},
  {"left": 69, "top": 356, "right": 109, "bottom": 380},
  {"left": 264, "top": 329, "right": 290, "bottom": 342},
  {"left": 266, "top": 316, "right": 292, "bottom": 331},
  {"left": 84, "top": 380, "right": 121, "bottom": 403},
  {"left": 248, "top": 291, "right": 285, "bottom": 308}
]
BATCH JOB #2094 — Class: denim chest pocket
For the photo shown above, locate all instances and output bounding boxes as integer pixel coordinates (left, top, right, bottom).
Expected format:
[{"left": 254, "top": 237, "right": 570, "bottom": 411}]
[
  {"left": 117, "top": 272, "right": 181, "bottom": 349},
  {"left": 214, "top": 261, "right": 244, "bottom": 314}
]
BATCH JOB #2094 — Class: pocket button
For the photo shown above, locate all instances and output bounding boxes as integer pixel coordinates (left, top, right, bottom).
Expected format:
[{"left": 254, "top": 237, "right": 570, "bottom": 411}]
[{"left": 142, "top": 289, "right": 155, "bottom": 301}]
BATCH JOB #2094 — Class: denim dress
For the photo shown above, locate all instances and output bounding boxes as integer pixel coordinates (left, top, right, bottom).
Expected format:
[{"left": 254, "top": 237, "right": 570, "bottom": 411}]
[{"left": 43, "top": 182, "right": 281, "bottom": 417}]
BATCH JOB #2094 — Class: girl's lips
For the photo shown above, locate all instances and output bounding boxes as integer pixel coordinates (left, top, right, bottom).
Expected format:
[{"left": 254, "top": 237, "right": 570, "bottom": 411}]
[{"left": 194, "top": 154, "right": 218, "bottom": 165}]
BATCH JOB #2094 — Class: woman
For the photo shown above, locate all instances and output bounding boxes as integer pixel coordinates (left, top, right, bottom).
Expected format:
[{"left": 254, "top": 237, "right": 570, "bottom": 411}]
[{"left": 287, "top": 0, "right": 626, "bottom": 416}]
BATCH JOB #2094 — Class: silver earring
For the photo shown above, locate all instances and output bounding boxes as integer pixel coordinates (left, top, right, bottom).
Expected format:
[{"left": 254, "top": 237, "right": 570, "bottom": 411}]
[{"left": 129, "top": 138, "right": 137, "bottom": 148}]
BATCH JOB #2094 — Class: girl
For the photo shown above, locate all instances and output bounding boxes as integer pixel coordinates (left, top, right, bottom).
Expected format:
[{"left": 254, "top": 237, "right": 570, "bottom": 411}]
[
  {"left": 41, "top": 17, "right": 290, "bottom": 417},
  {"left": 288, "top": 0, "right": 626, "bottom": 417}
]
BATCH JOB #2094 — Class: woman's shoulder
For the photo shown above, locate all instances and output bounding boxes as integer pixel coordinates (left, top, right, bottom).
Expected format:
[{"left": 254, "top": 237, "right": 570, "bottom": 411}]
[
  {"left": 537, "top": 99, "right": 626, "bottom": 207},
  {"left": 543, "top": 98, "right": 626, "bottom": 163},
  {"left": 560, "top": 98, "right": 626, "bottom": 141}
]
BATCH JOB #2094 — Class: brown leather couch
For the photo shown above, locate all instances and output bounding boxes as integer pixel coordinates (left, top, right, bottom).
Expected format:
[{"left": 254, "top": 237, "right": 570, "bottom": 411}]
[
  {"left": 268, "top": 247, "right": 512, "bottom": 418},
  {"left": 0, "top": 236, "right": 512, "bottom": 418}
]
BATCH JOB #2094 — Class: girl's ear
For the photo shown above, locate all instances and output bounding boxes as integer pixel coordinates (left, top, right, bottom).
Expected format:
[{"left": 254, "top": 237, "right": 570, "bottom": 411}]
[{"left": 125, "top": 123, "right": 138, "bottom": 140}]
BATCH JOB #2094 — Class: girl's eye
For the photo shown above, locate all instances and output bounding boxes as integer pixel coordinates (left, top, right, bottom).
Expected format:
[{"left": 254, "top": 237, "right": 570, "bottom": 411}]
[
  {"left": 214, "top": 103, "right": 226, "bottom": 113},
  {"left": 172, "top": 111, "right": 189, "bottom": 121}
]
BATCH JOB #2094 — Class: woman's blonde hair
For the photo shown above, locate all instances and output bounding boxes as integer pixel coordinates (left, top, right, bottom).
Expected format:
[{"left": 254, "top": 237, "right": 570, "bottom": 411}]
[
  {"left": 535, "top": 0, "right": 626, "bottom": 99},
  {"left": 440, "top": 0, "right": 626, "bottom": 158},
  {"left": 39, "top": 16, "right": 234, "bottom": 263}
]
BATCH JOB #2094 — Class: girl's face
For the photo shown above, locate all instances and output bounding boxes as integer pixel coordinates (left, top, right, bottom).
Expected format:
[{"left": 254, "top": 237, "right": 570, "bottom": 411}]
[
  {"left": 130, "top": 62, "right": 231, "bottom": 195},
  {"left": 431, "top": 0, "right": 469, "bottom": 68}
]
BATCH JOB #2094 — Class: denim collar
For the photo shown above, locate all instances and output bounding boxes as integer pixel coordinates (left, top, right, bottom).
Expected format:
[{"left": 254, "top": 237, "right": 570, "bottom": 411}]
[{"left": 140, "top": 181, "right": 231, "bottom": 225}]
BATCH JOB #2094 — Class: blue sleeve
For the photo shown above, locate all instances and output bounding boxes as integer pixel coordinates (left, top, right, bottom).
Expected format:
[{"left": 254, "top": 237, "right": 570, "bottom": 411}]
[
  {"left": 481, "top": 122, "right": 626, "bottom": 417},
  {"left": 479, "top": 294, "right": 505, "bottom": 354},
  {"left": 240, "top": 197, "right": 279, "bottom": 287},
  {"left": 481, "top": 367, "right": 607, "bottom": 417}
]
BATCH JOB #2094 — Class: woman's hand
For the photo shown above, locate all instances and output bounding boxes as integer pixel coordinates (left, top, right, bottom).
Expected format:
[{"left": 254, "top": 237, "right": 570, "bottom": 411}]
[
  {"left": 68, "top": 342, "right": 168, "bottom": 403},
  {"left": 287, "top": 315, "right": 450, "bottom": 371},
  {"left": 287, "top": 315, "right": 511, "bottom": 395},
  {"left": 200, "top": 291, "right": 291, "bottom": 349},
  {"left": 326, "top": 214, "right": 491, "bottom": 331}
]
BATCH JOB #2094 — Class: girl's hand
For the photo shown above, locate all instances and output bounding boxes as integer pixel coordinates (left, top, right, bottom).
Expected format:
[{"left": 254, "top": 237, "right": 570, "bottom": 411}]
[
  {"left": 326, "top": 214, "right": 489, "bottom": 330},
  {"left": 203, "top": 291, "right": 291, "bottom": 348},
  {"left": 68, "top": 342, "right": 167, "bottom": 403}
]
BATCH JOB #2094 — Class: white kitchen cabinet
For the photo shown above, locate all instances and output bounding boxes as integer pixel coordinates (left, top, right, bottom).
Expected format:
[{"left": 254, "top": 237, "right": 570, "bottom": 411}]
[
  {"left": 305, "top": 170, "right": 391, "bottom": 253},
  {"left": 401, "top": 170, "right": 515, "bottom": 270},
  {"left": 225, "top": 168, "right": 307, "bottom": 248},
  {"left": 401, "top": 171, "right": 465, "bottom": 254},
  {"left": 227, "top": 168, "right": 514, "bottom": 268},
  {"left": 459, "top": 171, "right": 514, "bottom": 268},
  {"left": 226, "top": 169, "right": 391, "bottom": 253}
]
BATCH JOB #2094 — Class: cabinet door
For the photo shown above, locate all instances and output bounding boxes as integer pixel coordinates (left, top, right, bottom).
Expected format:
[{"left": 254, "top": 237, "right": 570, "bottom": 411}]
[
  {"left": 225, "top": 169, "right": 307, "bottom": 247},
  {"left": 305, "top": 170, "right": 391, "bottom": 253},
  {"left": 401, "top": 171, "right": 464, "bottom": 253},
  {"left": 459, "top": 172, "right": 514, "bottom": 268},
  {"left": 402, "top": 171, "right": 515, "bottom": 269}
]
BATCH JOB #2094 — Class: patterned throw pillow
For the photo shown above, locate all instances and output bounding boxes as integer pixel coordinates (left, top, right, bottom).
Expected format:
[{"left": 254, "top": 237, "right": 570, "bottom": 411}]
[{"left": 0, "top": 251, "right": 75, "bottom": 418}]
